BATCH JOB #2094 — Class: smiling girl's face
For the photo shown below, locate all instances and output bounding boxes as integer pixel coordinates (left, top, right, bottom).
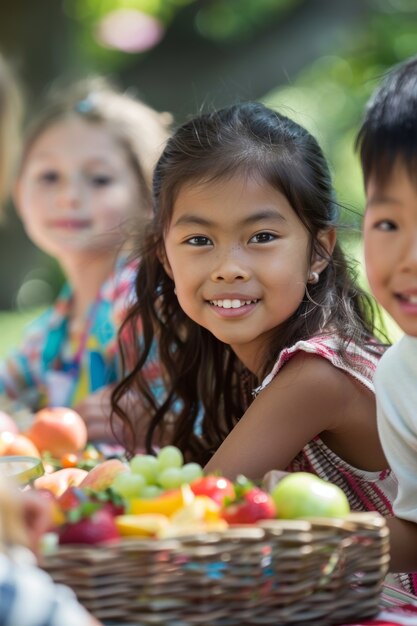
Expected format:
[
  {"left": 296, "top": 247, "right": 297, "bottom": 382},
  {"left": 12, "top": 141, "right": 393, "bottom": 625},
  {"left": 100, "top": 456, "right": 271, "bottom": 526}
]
[
  {"left": 15, "top": 115, "right": 142, "bottom": 266},
  {"left": 364, "top": 160, "right": 417, "bottom": 337},
  {"left": 162, "top": 173, "right": 322, "bottom": 374}
]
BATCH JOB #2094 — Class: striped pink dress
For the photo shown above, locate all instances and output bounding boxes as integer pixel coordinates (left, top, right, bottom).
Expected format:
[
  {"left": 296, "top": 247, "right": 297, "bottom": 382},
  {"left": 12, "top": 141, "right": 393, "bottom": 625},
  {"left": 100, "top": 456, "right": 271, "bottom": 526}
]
[{"left": 255, "top": 334, "right": 416, "bottom": 595}]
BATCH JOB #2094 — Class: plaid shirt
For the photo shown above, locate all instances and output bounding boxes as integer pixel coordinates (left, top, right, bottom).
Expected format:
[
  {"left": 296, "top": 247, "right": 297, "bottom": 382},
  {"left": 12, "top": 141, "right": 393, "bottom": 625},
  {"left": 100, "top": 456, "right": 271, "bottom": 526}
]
[
  {"left": 0, "top": 551, "right": 92, "bottom": 626},
  {"left": 0, "top": 255, "right": 163, "bottom": 410}
]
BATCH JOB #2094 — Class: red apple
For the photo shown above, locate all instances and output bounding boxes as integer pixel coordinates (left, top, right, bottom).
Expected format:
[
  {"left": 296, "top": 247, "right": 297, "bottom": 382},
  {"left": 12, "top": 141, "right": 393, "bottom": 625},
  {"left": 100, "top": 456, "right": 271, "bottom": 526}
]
[
  {"left": 34, "top": 467, "right": 88, "bottom": 497},
  {"left": 79, "top": 459, "right": 128, "bottom": 492},
  {"left": 0, "top": 432, "right": 40, "bottom": 457},
  {"left": 26, "top": 407, "right": 87, "bottom": 457}
]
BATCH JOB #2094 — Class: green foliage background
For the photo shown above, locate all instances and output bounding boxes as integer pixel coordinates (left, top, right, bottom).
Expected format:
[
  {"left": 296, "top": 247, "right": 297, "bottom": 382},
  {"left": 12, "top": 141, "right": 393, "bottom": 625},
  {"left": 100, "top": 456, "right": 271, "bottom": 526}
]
[{"left": 1, "top": 0, "right": 414, "bottom": 352}]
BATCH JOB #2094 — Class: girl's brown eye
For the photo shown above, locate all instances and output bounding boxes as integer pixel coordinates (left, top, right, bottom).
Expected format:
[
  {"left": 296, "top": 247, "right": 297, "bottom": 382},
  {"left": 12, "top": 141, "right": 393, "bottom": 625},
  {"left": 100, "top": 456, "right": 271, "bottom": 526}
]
[
  {"left": 250, "top": 232, "right": 276, "bottom": 243},
  {"left": 39, "top": 171, "right": 59, "bottom": 183}
]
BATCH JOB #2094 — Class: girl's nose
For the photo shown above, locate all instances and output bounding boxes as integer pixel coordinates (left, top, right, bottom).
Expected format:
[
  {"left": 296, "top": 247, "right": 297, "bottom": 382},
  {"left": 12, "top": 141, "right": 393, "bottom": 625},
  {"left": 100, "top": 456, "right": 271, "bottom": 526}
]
[
  {"left": 56, "top": 178, "right": 81, "bottom": 209},
  {"left": 210, "top": 249, "right": 250, "bottom": 282}
]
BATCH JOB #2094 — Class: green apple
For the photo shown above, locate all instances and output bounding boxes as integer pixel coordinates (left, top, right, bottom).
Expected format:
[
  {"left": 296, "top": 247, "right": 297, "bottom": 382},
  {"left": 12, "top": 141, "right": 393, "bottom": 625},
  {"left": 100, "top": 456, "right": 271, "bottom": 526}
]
[{"left": 271, "top": 472, "right": 350, "bottom": 519}]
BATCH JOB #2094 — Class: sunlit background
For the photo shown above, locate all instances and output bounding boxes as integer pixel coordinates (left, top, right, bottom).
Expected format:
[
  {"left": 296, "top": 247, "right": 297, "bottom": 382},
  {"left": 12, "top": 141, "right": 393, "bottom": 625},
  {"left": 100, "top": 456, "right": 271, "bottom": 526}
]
[{"left": 1, "top": 0, "right": 414, "bottom": 352}]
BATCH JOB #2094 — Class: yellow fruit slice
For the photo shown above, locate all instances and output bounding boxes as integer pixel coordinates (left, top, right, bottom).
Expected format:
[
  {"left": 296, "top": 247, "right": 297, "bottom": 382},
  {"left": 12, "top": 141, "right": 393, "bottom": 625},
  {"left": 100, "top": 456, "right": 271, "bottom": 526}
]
[
  {"left": 115, "top": 514, "right": 170, "bottom": 537},
  {"left": 170, "top": 495, "right": 221, "bottom": 525},
  {"left": 129, "top": 484, "right": 195, "bottom": 517}
]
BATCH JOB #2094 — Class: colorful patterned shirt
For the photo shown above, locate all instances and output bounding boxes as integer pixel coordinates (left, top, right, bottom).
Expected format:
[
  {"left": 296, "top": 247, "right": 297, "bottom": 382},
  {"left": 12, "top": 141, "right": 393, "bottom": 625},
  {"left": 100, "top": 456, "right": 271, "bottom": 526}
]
[{"left": 0, "top": 255, "right": 162, "bottom": 410}]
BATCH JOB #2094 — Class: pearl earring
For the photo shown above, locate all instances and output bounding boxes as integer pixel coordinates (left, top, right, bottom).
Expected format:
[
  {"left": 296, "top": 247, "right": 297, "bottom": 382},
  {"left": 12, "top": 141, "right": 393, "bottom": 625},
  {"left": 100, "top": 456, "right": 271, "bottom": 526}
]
[{"left": 308, "top": 271, "right": 319, "bottom": 284}]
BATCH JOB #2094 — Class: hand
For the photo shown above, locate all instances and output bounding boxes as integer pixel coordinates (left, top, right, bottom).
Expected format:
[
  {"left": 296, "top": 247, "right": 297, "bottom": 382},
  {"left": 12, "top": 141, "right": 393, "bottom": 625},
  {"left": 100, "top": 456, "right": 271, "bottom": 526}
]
[
  {"left": 262, "top": 470, "right": 289, "bottom": 493},
  {"left": 74, "top": 386, "right": 119, "bottom": 443},
  {"left": 21, "top": 490, "right": 52, "bottom": 557}
]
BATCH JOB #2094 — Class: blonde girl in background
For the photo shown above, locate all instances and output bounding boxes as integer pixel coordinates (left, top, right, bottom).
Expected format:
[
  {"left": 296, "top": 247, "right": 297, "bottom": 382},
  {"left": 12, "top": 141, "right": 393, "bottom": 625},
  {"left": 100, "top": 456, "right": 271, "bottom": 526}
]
[
  {"left": 0, "top": 52, "right": 103, "bottom": 626},
  {"left": 0, "top": 77, "right": 172, "bottom": 442}
]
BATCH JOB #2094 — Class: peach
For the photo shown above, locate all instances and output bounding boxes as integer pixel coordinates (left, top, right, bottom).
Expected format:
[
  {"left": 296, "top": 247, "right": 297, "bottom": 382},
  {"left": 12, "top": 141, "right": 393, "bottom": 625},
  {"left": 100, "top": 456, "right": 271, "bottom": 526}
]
[
  {"left": 34, "top": 467, "right": 88, "bottom": 497},
  {"left": 0, "top": 411, "right": 18, "bottom": 435},
  {"left": 79, "top": 458, "right": 128, "bottom": 492},
  {"left": 26, "top": 407, "right": 87, "bottom": 457},
  {"left": 0, "top": 432, "right": 40, "bottom": 457}
]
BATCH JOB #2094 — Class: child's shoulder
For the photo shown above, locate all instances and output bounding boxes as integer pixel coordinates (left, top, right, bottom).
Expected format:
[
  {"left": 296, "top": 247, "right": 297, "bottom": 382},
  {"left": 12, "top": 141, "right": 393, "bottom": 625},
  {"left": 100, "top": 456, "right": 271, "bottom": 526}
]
[
  {"left": 255, "top": 333, "right": 381, "bottom": 396},
  {"left": 376, "top": 334, "right": 416, "bottom": 385}
]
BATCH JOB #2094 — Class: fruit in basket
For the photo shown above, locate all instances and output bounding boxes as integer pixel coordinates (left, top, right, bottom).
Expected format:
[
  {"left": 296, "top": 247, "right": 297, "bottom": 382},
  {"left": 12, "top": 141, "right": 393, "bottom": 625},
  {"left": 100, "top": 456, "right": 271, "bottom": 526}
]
[
  {"left": 190, "top": 475, "right": 235, "bottom": 506},
  {"left": 79, "top": 458, "right": 127, "bottom": 492},
  {"left": 271, "top": 472, "right": 350, "bottom": 519},
  {"left": 112, "top": 471, "right": 146, "bottom": 498},
  {"left": 58, "top": 486, "right": 89, "bottom": 512},
  {"left": 34, "top": 467, "right": 88, "bottom": 497},
  {"left": 0, "top": 432, "right": 40, "bottom": 457},
  {"left": 128, "top": 447, "right": 203, "bottom": 491},
  {"left": 58, "top": 506, "right": 120, "bottom": 545},
  {"left": 26, "top": 407, "right": 87, "bottom": 457},
  {"left": 115, "top": 514, "right": 171, "bottom": 537},
  {"left": 130, "top": 454, "right": 159, "bottom": 482},
  {"left": 129, "top": 484, "right": 195, "bottom": 517},
  {"left": 0, "top": 410, "right": 18, "bottom": 435},
  {"left": 157, "top": 445, "right": 184, "bottom": 469},
  {"left": 221, "top": 476, "right": 276, "bottom": 524}
]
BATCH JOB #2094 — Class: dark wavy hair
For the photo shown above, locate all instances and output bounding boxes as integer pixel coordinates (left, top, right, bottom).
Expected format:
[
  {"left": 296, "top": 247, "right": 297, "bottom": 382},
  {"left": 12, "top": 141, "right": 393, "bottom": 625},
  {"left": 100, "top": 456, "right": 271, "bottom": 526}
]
[{"left": 112, "top": 102, "right": 384, "bottom": 463}]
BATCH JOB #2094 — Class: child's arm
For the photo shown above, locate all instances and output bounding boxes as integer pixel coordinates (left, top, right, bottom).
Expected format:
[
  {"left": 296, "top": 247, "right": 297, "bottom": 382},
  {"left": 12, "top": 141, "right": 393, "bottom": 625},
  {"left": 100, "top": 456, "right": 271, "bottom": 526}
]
[
  {"left": 74, "top": 386, "right": 117, "bottom": 442},
  {"left": 205, "top": 352, "right": 383, "bottom": 480}
]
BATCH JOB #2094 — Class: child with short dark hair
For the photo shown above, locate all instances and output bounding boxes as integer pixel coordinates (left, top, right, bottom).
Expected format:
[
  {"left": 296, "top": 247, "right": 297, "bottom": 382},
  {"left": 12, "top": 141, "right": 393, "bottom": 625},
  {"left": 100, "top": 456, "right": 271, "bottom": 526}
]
[{"left": 358, "top": 55, "right": 417, "bottom": 577}]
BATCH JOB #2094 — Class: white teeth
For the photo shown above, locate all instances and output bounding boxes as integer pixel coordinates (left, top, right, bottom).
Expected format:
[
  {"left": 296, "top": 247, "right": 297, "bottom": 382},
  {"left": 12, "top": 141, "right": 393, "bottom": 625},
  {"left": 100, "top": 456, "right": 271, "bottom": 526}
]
[
  {"left": 407, "top": 295, "right": 417, "bottom": 304},
  {"left": 211, "top": 299, "right": 256, "bottom": 308}
]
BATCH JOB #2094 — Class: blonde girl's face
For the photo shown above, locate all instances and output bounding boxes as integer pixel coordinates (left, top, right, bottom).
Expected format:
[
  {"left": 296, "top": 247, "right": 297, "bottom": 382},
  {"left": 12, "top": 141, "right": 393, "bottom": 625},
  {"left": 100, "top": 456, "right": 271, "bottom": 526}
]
[
  {"left": 162, "top": 174, "right": 328, "bottom": 374},
  {"left": 15, "top": 115, "right": 142, "bottom": 264}
]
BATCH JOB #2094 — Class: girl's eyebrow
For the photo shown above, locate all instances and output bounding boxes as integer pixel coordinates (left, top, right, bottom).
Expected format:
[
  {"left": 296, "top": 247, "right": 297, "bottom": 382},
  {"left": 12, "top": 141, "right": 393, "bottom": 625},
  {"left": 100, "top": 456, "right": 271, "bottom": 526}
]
[
  {"left": 173, "top": 209, "right": 287, "bottom": 228},
  {"left": 29, "top": 152, "right": 113, "bottom": 166}
]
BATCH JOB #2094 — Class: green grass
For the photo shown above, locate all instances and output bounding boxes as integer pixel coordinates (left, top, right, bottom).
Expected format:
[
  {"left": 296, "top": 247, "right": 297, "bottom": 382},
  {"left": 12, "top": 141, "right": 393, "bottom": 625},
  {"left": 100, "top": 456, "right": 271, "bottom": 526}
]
[{"left": 0, "top": 308, "right": 44, "bottom": 358}]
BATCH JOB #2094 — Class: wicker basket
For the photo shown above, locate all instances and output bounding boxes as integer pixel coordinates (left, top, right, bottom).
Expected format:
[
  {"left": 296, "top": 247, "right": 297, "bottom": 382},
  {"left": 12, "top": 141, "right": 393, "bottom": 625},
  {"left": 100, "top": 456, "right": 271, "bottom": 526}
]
[{"left": 41, "top": 512, "right": 390, "bottom": 626}]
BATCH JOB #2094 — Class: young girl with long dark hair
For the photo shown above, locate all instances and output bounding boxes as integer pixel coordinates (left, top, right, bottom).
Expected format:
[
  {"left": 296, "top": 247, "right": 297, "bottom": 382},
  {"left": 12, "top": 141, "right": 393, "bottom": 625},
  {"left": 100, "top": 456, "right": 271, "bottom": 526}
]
[{"left": 112, "top": 101, "right": 396, "bottom": 513}]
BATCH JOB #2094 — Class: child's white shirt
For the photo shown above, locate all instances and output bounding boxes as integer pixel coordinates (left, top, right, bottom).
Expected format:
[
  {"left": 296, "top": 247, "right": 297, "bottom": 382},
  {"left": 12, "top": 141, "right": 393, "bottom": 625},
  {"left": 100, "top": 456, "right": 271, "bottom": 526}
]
[{"left": 375, "top": 334, "right": 417, "bottom": 523}]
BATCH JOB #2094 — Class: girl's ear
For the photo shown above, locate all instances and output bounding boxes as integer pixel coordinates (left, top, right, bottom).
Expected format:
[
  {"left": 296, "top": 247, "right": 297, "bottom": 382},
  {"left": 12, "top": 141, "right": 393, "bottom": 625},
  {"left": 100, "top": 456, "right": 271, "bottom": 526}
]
[
  {"left": 310, "top": 227, "right": 337, "bottom": 275},
  {"left": 157, "top": 245, "right": 174, "bottom": 280}
]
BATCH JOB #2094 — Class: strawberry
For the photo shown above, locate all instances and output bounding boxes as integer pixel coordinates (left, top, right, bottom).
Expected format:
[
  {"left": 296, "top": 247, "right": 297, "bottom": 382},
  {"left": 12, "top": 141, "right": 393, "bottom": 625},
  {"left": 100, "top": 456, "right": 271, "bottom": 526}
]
[
  {"left": 58, "top": 506, "right": 120, "bottom": 545},
  {"left": 221, "top": 476, "right": 276, "bottom": 525},
  {"left": 58, "top": 486, "right": 89, "bottom": 512}
]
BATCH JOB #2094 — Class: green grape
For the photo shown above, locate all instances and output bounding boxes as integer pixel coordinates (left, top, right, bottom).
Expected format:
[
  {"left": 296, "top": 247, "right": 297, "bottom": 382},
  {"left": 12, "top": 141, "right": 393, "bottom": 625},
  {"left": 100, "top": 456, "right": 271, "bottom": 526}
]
[
  {"left": 180, "top": 462, "right": 203, "bottom": 484},
  {"left": 158, "top": 467, "right": 184, "bottom": 490},
  {"left": 140, "top": 485, "right": 164, "bottom": 499},
  {"left": 157, "top": 445, "right": 184, "bottom": 470},
  {"left": 130, "top": 454, "right": 159, "bottom": 484},
  {"left": 112, "top": 471, "right": 146, "bottom": 499}
]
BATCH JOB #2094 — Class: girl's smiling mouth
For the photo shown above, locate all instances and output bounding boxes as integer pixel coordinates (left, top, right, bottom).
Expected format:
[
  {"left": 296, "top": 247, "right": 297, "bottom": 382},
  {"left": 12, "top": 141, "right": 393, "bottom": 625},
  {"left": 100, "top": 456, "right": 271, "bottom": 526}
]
[
  {"left": 209, "top": 298, "right": 259, "bottom": 309},
  {"left": 207, "top": 297, "right": 260, "bottom": 317}
]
